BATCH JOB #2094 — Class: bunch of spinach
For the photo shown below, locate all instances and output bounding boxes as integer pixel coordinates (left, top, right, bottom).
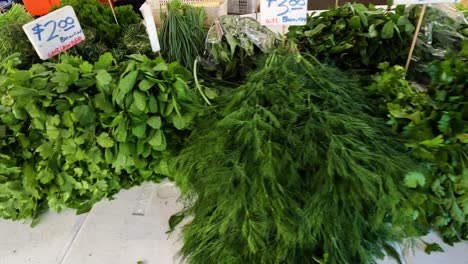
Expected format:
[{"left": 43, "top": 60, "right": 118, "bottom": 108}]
[
  {"left": 287, "top": 4, "right": 415, "bottom": 71},
  {"left": 109, "top": 54, "right": 202, "bottom": 179},
  {"left": 0, "top": 53, "right": 202, "bottom": 221},
  {"left": 368, "top": 41, "right": 468, "bottom": 243}
]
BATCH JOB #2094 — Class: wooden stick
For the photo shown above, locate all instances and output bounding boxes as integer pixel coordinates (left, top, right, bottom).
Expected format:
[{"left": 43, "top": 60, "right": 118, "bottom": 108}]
[
  {"left": 107, "top": 0, "right": 120, "bottom": 25},
  {"left": 404, "top": 4, "right": 426, "bottom": 74},
  {"left": 255, "top": 0, "right": 259, "bottom": 20},
  {"left": 335, "top": 0, "right": 339, "bottom": 7},
  {"left": 282, "top": 25, "right": 286, "bottom": 48}
]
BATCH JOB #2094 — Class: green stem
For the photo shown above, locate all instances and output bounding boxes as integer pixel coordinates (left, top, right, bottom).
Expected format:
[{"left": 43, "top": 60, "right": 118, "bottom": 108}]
[{"left": 193, "top": 58, "right": 211, "bottom": 106}]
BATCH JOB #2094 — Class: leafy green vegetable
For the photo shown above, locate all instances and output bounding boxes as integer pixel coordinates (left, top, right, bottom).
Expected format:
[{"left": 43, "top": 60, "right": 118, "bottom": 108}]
[
  {"left": 423, "top": 242, "right": 445, "bottom": 254},
  {"left": 171, "top": 51, "right": 420, "bottom": 264},
  {"left": 0, "top": 53, "right": 202, "bottom": 221},
  {"left": 55, "top": 0, "right": 139, "bottom": 44},
  {"left": 52, "top": 0, "right": 152, "bottom": 62},
  {"left": 113, "top": 23, "right": 154, "bottom": 62},
  {"left": 367, "top": 42, "right": 468, "bottom": 244},
  {"left": 404, "top": 171, "right": 426, "bottom": 188},
  {"left": 97, "top": 133, "right": 115, "bottom": 148},
  {"left": 0, "top": 4, "right": 37, "bottom": 65},
  {"left": 287, "top": 4, "right": 415, "bottom": 71}
]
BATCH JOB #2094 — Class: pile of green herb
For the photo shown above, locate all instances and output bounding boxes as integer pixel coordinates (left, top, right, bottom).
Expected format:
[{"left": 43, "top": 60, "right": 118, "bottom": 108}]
[
  {"left": 53, "top": 0, "right": 152, "bottom": 62},
  {"left": 287, "top": 4, "right": 415, "bottom": 72},
  {"left": 116, "top": 23, "right": 155, "bottom": 59},
  {"left": 0, "top": 53, "right": 202, "bottom": 221},
  {"left": 160, "top": 0, "right": 207, "bottom": 70},
  {"left": 368, "top": 41, "right": 468, "bottom": 243},
  {"left": 0, "top": 4, "right": 37, "bottom": 65},
  {"left": 170, "top": 51, "right": 420, "bottom": 264}
]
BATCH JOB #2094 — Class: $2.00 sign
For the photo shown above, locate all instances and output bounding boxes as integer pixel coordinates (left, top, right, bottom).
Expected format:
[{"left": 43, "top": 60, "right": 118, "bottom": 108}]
[
  {"left": 23, "top": 6, "right": 85, "bottom": 60},
  {"left": 260, "top": 0, "right": 308, "bottom": 26}
]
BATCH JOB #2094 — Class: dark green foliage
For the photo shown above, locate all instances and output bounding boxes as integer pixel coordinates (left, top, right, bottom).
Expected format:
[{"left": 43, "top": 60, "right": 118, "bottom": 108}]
[
  {"left": 109, "top": 54, "right": 202, "bottom": 178},
  {"left": 56, "top": 0, "right": 139, "bottom": 44},
  {"left": 0, "top": 54, "right": 122, "bottom": 219},
  {"left": 1, "top": 1, "right": 150, "bottom": 68},
  {"left": 160, "top": 0, "right": 207, "bottom": 70},
  {"left": 0, "top": 53, "right": 202, "bottom": 221},
  {"left": 113, "top": 23, "right": 154, "bottom": 66},
  {"left": 53, "top": 0, "right": 152, "bottom": 62},
  {"left": 423, "top": 241, "right": 445, "bottom": 254},
  {"left": 368, "top": 42, "right": 468, "bottom": 243},
  {"left": 171, "top": 52, "right": 419, "bottom": 264},
  {"left": 114, "top": 5, "right": 142, "bottom": 26},
  {"left": 0, "top": 4, "right": 38, "bottom": 65},
  {"left": 287, "top": 4, "right": 415, "bottom": 71}
]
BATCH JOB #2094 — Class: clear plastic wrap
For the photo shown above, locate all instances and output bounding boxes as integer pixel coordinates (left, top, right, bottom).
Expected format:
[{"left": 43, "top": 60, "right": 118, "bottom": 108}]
[
  {"left": 409, "top": 4, "right": 467, "bottom": 71},
  {"left": 201, "top": 15, "right": 279, "bottom": 72}
]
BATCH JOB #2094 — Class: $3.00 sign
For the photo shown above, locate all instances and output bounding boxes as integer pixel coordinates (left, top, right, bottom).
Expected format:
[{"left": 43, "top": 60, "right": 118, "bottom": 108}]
[
  {"left": 260, "top": 0, "right": 308, "bottom": 26},
  {"left": 23, "top": 6, "right": 85, "bottom": 60}
]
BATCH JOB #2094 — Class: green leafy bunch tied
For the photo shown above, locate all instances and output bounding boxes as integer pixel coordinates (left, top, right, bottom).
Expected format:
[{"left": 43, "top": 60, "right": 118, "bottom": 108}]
[
  {"left": 287, "top": 4, "right": 415, "bottom": 72},
  {"left": 171, "top": 52, "right": 420, "bottom": 264},
  {"left": 109, "top": 53, "right": 203, "bottom": 179},
  {"left": 0, "top": 53, "right": 202, "bottom": 222},
  {"left": 160, "top": 0, "right": 207, "bottom": 70},
  {"left": 368, "top": 41, "right": 468, "bottom": 243}
]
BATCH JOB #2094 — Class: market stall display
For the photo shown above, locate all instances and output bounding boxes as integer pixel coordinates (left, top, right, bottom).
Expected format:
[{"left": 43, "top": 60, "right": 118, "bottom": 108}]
[{"left": 0, "top": 1, "right": 466, "bottom": 263}]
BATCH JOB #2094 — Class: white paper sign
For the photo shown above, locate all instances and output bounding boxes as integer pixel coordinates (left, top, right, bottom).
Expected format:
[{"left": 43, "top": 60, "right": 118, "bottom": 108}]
[
  {"left": 140, "top": 2, "right": 161, "bottom": 52},
  {"left": 260, "top": 0, "right": 308, "bottom": 26},
  {"left": 393, "top": 0, "right": 458, "bottom": 4},
  {"left": 22, "top": 6, "right": 85, "bottom": 60}
]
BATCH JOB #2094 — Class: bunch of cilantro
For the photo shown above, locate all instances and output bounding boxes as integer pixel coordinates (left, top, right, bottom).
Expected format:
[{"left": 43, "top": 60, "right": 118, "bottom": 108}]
[{"left": 0, "top": 52, "right": 202, "bottom": 222}]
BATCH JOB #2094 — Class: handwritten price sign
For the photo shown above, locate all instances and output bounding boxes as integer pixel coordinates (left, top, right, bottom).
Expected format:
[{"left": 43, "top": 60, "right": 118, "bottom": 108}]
[
  {"left": 23, "top": 6, "right": 85, "bottom": 60},
  {"left": 260, "top": 0, "right": 308, "bottom": 26}
]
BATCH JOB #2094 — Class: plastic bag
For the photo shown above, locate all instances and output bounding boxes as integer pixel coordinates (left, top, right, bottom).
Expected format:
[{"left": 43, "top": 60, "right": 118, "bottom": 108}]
[
  {"left": 409, "top": 4, "right": 467, "bottom": 72},
  {"left": 202, "top": 15, "right": 279, "bottom": 71}
]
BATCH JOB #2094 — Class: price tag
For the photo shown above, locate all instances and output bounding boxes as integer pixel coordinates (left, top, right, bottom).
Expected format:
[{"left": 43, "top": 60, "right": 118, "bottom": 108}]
[
  {"left": 22, "top": 6, "right": 85, "bottom": 60},
  {"left": 260, "top": 0, "right": 308, "bottom": 26},
  {"left": 393, "top": 0, "right": 459, "bottom": 4}
]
